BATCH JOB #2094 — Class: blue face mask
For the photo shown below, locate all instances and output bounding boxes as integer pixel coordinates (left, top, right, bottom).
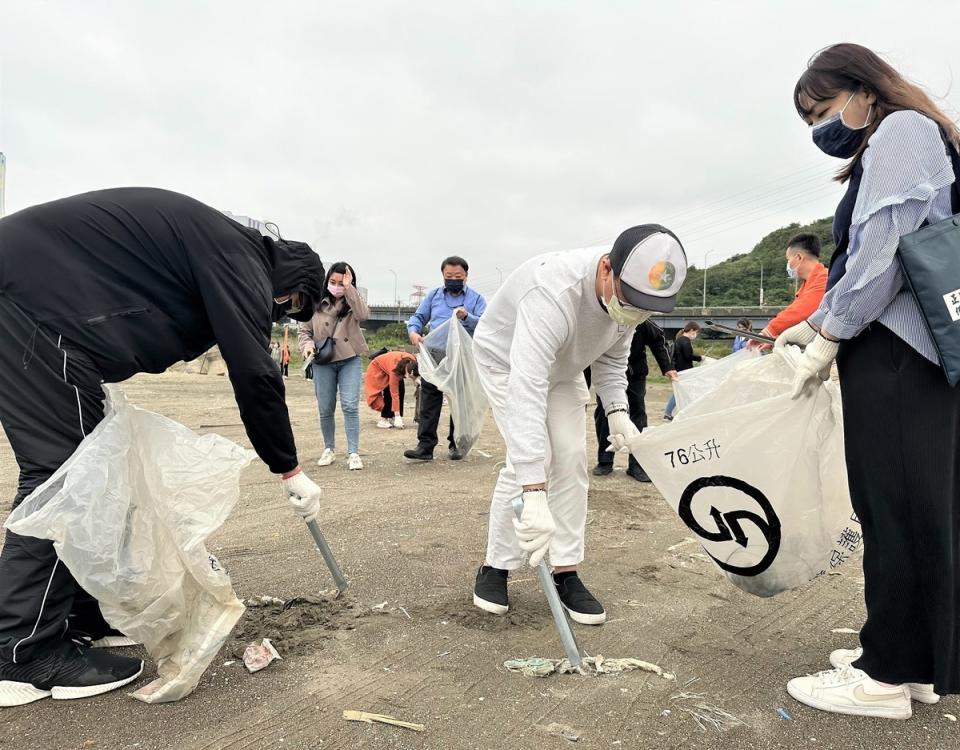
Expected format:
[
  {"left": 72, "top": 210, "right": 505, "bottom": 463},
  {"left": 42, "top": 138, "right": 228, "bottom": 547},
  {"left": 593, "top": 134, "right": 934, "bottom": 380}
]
[
  {"left": 811, "top": 93, "right": 873, "bottom": 159},
  {"left": 444, "top": 279, "right": 465, "bottom": 294}
]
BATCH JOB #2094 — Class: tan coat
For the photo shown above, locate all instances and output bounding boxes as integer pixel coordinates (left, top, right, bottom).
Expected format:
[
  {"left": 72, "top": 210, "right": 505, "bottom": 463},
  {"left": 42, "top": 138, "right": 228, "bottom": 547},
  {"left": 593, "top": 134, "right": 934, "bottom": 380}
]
[{"left": 298, "top": 286, "right": 370, "bottom": 362}]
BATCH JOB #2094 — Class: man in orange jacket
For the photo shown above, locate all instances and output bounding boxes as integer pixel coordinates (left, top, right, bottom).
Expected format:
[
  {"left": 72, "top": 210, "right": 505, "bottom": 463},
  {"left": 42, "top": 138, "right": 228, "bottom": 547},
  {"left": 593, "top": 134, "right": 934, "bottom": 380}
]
[{"left": 754, "top": 233, "right": 827, "bottom": 345}]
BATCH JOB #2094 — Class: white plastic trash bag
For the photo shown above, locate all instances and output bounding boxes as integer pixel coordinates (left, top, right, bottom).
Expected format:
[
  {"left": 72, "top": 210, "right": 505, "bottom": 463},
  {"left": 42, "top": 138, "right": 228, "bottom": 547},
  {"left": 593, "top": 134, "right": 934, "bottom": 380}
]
[
  {"left": 5, "top": 386, "right": 253, "bottom": 702},
  {"left": 631, "top": 349, "right": 860, "bottom": 597},
  {"left": 418, "top": 319, "right": 489, "bottom": 456},
  {"left": 672, "top": 348, "right": 759, "bottom": 413}
]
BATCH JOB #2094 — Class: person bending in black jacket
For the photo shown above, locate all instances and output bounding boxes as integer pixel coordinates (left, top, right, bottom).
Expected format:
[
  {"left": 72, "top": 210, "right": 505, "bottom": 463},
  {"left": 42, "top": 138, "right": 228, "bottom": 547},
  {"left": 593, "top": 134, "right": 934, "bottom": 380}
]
[
  {"left": 589, "top": 321, "right": 678, "bottom": 482},
  {"left": 0, "top": 188, "right": 326, "bottom": 706}
]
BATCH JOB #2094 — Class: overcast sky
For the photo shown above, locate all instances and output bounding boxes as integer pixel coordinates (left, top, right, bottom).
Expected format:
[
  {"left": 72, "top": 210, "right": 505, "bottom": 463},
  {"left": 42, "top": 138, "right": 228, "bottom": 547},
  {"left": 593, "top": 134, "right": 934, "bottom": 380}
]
[{"left": 2, "top": 1, "right": 958, "bottom": 304}]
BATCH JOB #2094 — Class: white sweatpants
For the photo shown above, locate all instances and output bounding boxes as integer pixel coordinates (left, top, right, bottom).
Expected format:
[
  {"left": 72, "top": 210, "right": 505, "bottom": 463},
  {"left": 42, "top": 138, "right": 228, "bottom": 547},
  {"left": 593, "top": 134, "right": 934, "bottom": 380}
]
[{"left": 480, "top": 368, "right": 590, "bottom": 569}]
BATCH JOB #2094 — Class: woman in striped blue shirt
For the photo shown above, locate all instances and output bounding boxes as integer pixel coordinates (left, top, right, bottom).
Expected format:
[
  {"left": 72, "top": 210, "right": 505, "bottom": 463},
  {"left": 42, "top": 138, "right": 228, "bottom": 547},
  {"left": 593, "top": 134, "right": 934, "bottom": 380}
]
[{"left": 777, "top": 43, "right": 960, "bottom": 719}]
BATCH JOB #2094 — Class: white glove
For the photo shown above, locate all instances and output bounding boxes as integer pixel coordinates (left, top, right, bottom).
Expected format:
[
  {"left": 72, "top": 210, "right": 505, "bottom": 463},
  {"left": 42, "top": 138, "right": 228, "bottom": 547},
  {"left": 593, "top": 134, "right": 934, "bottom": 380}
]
[
  {"left": 282, "top": 471, "right": 322, "bottom": 524},
  {"left": 513, "top": 490, "right": 555, "bottom": 568},
  {"left": 790, "top": 335, "right": 839, "bottom": 399},
  {"left": 392, "top": 415, "right": 404, "bottom": 429},
  {"left": 605, "top": 406, "right": 641, "bottom": 453},
  {"left": 774, "top": 321, "right": 818, "bottom": 352}
]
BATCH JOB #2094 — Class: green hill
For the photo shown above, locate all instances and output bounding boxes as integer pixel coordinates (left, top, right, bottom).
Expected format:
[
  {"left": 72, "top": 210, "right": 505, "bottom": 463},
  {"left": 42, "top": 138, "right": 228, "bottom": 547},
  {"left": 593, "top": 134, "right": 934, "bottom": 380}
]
[{"left": 676, "top": 217, "right": 834, "bottom": 307}]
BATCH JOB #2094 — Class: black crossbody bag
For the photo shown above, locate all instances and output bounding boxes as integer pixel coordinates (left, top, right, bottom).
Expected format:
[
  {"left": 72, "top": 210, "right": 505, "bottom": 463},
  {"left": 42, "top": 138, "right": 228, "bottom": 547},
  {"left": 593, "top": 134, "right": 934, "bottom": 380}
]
[{"left": 898, "top": 136, "right": 960, "bottom": 386}]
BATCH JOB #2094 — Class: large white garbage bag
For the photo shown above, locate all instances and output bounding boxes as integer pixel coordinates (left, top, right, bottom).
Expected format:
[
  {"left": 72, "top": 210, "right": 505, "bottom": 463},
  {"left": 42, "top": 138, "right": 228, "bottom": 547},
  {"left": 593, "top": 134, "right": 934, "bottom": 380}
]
[
  {"left": 672, "top": 348, "right": 759, "bottom": 413},
  {"left": 630, "top": 349, "right": 860, "bottom": 597},
  {"left": 5, "top": 386, "right": 253, "bottom": 702},
  {"left": 418, "top": 319, "right": 489, "bottom": 456}
]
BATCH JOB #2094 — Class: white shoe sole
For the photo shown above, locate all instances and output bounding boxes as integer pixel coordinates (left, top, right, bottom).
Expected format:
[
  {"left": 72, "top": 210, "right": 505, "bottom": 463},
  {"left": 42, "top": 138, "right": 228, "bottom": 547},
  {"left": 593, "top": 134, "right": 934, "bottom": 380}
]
[
  {"left": 472, "top": 594, "right": 508, "bottom": 615},
  {"left": 317, "top": 455, "right": 335, "bottom": 467},
  {"left": 0, "top": 662, "right": 143, "bottom": 707},
  {"left": 91, "top": 636, "right": 138, "bottom": 648},
  {"left": 561, "top": 602, "right": 606, "bottom": 626},
  {"left": 829, "top": 652, "right": 940, "bottom": 704},
  {"left": 786, "top": 681, "right": 911, "bottom": 720}
]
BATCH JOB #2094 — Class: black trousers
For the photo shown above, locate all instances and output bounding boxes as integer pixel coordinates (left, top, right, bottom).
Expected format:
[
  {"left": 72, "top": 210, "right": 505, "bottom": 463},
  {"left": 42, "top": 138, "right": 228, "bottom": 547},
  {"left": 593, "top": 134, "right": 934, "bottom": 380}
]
[
  {"left": 0, "top": 295, "right": 111, "bottom": 664},
  {"left": 415, "top": 378, "right": 454, "bottom": 453},
  {"left": 381, "top": 380, "right": 405, "bottom": 419},
  {"left": 594, "top": 377, "right": 648, "bottom": 471},
  {"left": 838, "top": 324, "right": 960, "bottom": 694}
]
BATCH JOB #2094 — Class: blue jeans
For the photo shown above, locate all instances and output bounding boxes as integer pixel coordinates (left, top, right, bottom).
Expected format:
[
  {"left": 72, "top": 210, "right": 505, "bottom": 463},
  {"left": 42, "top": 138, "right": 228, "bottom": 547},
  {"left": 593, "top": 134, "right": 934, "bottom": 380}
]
[
  {"left": 312, "top": 356, "right": 361, "bottom": 454},
  {"left": 664, "top": 393, "right": 677, "bottom": 418}
]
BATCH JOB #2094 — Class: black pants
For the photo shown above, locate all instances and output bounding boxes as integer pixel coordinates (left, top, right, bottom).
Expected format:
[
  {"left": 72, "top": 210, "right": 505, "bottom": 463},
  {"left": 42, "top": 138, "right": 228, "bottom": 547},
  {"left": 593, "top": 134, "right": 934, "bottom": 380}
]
[
  {"left": 416, "top": 378, "right": 454, "bottom": 453},
  {"left": 381, "top": 380, "right": 405, "bottom": 419},
  {"left": 838, "top": 324, "right": 960, "bottom": 694},
  {"left": 594, "top": 377, "right": 648, "bottom": 472},
  {"left": 0, "top": 295, "right": 112, "bottom": 664}
]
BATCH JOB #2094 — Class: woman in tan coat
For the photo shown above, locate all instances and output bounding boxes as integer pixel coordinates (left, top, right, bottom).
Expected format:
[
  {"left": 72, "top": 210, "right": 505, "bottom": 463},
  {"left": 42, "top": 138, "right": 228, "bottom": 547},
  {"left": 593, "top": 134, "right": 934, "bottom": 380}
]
[{"left": 299, "top": 262, "right": 369, "bottom": 470}]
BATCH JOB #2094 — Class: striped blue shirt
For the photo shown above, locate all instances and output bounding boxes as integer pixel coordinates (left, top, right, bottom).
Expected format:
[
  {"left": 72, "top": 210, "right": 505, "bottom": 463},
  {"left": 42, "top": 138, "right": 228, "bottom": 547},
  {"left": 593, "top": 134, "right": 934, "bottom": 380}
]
[{"left": 809, "top": 110, "right": 957, "bottom": 363}]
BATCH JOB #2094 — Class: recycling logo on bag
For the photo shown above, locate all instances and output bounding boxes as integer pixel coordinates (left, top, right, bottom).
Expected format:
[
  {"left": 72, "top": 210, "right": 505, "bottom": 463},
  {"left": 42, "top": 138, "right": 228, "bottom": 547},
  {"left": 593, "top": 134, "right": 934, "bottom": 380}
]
[{"left": 677, "top": 475, "right": 782, "bottom": 576}]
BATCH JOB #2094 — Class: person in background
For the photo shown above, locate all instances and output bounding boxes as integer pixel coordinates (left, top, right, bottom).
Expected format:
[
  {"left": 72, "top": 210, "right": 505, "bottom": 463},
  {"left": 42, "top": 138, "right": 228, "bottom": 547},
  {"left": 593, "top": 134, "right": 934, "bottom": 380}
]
[
  {"left": 299, "top": 262, "right": 370, "bottom": 471},
  {"left": 751, "top": 234, "right": 828, "bottom": 349},
  {"left": 404, "top": 256, "right": 487, "bottom": 461},
  {"left": 778, "top": 42, "right": 959, "bottom": 718},
  {"left": 591, "top": 321, "right": 678, "bottom": 481},
  {"left": 270, "top": 340, "right": 282, "bottom": 369},
  {"left": 663, "top": 322, "right": 702, "bottom": 420},
  {"left": 732, "top": 318, "right": 753, "bottom": 352},
  {"left": 364, "top": 350, "right": 418, "bottom": 429},
  {"left": 471, "top": 225, "right": 687, "bottom": 624},
  {"left": 280, "top": 335, "right": 291, "bottom": 377}
]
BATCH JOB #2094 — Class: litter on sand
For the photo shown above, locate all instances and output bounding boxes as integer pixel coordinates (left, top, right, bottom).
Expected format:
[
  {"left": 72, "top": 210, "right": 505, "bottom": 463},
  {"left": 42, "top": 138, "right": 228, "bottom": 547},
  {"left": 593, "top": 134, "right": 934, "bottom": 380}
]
[
  {"left": 537, "top": 722, "right": 581, "bottom": 742},
  {"left": 246, "top": 596, "right": 285, "bottom": 607},
  {"left": 830, "top": 627, "right": 859, "bottom": 634},
  {"left": 776, "top": 708, "right": 792, "bottom": 720},
  {"left": 503, "top": 655, "right": 676, "bottom": 680},
  {"left": 343, "top": 710, "right": 425, "bottom": 732},
  {"left": 670, "top": 691, "right": 748, "bottom": 732},
  {"left": 243, "top": 638, "right": 282, "bottom": 673},
  {"left": 944, "top": 714, "right": 957, "bottom": 722}
]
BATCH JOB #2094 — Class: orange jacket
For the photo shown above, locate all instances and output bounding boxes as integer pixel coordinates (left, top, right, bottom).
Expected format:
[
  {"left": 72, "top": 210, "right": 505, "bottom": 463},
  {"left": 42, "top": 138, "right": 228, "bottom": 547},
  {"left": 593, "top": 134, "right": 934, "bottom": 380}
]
[
  {"left": 766, "top": 263, "right": 828, "bottom": 337},
  {"left": 364, "top": 351, "right": 416, "bottom": 412}
]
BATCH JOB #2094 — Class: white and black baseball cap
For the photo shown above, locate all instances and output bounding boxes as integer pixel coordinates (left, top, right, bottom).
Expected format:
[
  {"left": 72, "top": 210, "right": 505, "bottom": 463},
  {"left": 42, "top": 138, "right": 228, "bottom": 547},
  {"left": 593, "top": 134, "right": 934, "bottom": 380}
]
[{"left": 609, "top": 224, "right": 687, "bottom": 312}]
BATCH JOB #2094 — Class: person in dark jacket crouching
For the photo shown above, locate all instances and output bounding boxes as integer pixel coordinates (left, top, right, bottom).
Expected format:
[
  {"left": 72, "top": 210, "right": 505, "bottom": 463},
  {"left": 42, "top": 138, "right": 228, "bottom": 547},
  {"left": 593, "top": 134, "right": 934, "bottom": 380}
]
[{"left": 0, "top": 188, "right": 326, "bottom": 706}]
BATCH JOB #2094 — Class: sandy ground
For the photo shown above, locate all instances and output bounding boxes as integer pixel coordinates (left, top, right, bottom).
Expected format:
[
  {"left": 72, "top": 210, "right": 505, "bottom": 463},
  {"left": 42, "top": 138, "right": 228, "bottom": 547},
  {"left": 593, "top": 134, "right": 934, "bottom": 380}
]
[{"left": 1, "top": 372, "right": 957, "bottom": 750}]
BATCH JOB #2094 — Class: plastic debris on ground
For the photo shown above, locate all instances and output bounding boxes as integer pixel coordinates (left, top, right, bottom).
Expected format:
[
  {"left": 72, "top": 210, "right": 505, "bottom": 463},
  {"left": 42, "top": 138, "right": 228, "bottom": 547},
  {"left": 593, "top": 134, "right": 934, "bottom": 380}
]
[
  {"left": 776, "top": 708, "right": 792, "bottom": 720},
  {"left": 830, "top": 627, "right": 858, "bottom": 634},
  {"left": 503, "top": 655, "right": 675, "bottom": 680},
  {"left": 945, "top": 714, "right": 958, "bottom": 722},
  {"left": 670, "top": 690, "right": 749, "bottom": 732},
  {"left": 343, "top": 710, "right": 425, "bottom": 732},
  {"left": 243, "top": 638, "right": 282, "bottom": 673},
  {"left": 5, "top": 386, "right": 252, "bottom": 703}
]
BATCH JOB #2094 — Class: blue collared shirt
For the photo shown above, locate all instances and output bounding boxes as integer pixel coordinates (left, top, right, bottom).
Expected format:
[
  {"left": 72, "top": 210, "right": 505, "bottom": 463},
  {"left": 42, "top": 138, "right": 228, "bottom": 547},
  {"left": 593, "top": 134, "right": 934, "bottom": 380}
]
[
  {"left": 809, "top": 111, "right": 956, "bottom": 363},
  {"left": 406, "top": 285, "right": 487, "bottom": 335}
]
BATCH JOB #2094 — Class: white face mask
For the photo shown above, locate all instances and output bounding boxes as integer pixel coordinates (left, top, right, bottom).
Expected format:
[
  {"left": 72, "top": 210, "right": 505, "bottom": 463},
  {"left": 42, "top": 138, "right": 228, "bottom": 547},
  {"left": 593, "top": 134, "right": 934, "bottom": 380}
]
[{"left": 607, "top": 294, "right": 651, "bottom": 326}]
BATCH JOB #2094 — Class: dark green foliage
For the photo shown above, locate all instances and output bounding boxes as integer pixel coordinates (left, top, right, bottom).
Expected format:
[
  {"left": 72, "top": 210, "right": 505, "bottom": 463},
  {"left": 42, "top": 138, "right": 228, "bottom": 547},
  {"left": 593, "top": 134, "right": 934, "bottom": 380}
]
[{"left": 677, "top": 217, "right": 834, "bottom": 307}]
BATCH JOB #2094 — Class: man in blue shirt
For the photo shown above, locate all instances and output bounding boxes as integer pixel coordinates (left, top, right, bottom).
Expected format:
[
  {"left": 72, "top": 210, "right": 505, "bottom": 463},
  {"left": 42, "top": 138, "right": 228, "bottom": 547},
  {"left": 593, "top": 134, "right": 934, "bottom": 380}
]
[{"left": 404, "top": 256, "right": 487, "bottom": 461}]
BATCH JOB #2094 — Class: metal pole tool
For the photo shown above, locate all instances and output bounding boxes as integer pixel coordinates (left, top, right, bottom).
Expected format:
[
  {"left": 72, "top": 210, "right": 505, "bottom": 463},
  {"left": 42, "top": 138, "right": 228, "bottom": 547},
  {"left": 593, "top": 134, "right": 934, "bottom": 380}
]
[
  {"left": 305, "top": 519, "right": 350, "bottom": 594},
  {"left": 512, "top": 497, "right": 584, "bottom": 668}
]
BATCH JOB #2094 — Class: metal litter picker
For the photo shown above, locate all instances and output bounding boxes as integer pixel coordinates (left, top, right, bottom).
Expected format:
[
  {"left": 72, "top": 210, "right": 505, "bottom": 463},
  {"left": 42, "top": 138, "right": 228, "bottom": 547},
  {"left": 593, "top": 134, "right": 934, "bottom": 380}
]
[
  {"left": 305, "top": 519, "right": 349, "bottom": 594},
  {"left": 512, "top": 497, "right": 585, "bottom": 668}
]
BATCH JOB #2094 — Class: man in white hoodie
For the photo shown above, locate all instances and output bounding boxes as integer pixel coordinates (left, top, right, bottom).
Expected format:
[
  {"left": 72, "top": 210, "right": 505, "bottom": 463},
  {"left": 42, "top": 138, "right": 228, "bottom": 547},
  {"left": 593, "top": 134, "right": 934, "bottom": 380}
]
[{"left": 471, "top": 225, "right": 687, "bottom": 623}]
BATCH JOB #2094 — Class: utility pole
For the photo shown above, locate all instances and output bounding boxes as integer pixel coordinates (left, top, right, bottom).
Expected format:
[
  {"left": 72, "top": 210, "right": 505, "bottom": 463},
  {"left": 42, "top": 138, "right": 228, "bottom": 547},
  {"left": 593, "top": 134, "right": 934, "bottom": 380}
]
[
  {"left": 388, "top": 269, "right": 399, "bottom": 321},
  {"left": 410, "top": 285, "right": 428, "bottom": 306},
  {"left": 759, "top": 265, "right": 765, "bottom": 308},
  {"left": 701, "top": 250, "right": 715, "bottom": 312}
]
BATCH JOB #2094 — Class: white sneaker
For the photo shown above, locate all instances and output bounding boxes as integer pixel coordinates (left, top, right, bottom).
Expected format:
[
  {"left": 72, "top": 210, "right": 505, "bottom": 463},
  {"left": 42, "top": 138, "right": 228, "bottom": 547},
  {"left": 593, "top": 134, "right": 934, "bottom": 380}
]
[
  {"left": 317, "top": 448, "right": 335, "bottom": 467},
  {"left": 830, "top": 647, "right": 940, "bottom": 704},
  {"left": 376, "top": 418, "right": 394, "bottom": 429},
  {"left": 348, "top": 453, "right": 363, "bottom": 470},
  {"left": 787, "top": 665, "right": 911, "bottom": 719}
]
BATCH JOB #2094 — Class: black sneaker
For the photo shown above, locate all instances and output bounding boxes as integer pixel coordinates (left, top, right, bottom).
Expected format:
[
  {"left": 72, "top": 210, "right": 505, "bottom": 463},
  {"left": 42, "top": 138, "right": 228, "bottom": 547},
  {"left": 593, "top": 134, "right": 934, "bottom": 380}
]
[
  {"left": 592, "top": 463, "right": 613, "bottom": 476},
  {"left": 626, "top": 465, "right": 652, "bottom": 483},
  {"left": 473, "top": 566, "right": 509, "bottom": 615},
  {"left": 662, "top": 414, "right": 673, "bottom": 422},
  {"left": 448, "top": 448, "right": 463, "bottom": 461},
  {"left": 403, "top": 447, "right": 434, "bottom": 461},
  {"left": 553, "top": 572, "right": 606, "bottom": 625},
  {"left": 0, "top": 638, "right": 143, "bottom": 707}
]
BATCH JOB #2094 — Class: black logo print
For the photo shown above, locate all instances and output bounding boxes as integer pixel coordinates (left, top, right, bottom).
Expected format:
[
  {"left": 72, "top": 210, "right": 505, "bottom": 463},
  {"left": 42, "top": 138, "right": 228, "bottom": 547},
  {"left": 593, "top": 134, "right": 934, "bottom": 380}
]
[{"left": 677, "top": 476, "right": 781, "bottom": 577}]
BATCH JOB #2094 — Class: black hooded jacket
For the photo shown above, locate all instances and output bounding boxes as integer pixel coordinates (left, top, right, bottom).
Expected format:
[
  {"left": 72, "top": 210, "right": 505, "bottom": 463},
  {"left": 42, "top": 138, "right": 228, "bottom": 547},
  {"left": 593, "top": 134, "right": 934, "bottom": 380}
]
[{"left": 0, "top": 188, "right": 325, "bottom": 474}]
